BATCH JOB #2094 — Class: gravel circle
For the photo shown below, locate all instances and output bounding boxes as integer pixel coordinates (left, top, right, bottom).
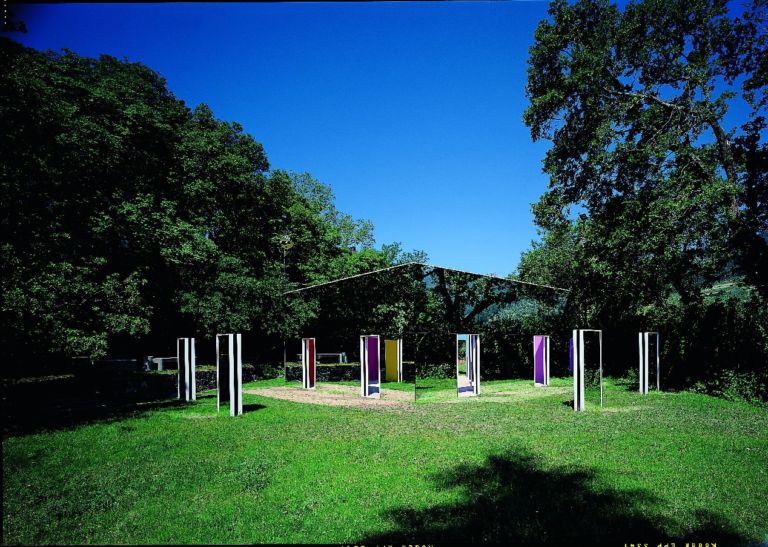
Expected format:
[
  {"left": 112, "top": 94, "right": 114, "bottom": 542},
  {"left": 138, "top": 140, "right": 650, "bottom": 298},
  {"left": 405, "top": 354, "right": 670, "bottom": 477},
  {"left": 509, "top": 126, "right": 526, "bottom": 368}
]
[{"left": 245, "top": 383, "right": 415, "bottom": 409}]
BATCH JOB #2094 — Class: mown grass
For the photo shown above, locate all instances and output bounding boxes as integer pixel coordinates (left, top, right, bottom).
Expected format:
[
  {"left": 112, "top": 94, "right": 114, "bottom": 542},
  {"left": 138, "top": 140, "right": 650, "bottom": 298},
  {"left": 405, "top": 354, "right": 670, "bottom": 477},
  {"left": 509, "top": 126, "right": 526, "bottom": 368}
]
[{"left": 3, "top": 378, "right": 767, "bottom": 544}]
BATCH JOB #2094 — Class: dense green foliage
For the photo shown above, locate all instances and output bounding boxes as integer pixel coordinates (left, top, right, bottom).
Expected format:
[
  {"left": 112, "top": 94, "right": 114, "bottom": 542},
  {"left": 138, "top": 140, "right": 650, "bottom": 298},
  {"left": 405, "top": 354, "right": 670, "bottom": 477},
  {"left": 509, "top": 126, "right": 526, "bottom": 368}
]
[
  {"left": 519, "top": 0, "right": 768, "bottom": 398},
  {"left": 0, "top": 38, "right": 406, "bottom": 369},
  {"left": 3, "top": 379, "right": 767, "bottom": 543},
  {"left": 0, "top": 35, "right": 560, "bottom": 378},
  {"left": 3, "top": 1, "right": 766, "bottom": 402}
]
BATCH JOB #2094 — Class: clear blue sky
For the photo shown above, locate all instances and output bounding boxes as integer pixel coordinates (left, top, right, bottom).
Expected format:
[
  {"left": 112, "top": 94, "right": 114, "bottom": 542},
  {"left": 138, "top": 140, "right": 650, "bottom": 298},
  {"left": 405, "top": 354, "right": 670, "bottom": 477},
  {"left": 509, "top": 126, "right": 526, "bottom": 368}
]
[{"left": 12, "top": 1, "right": 555, "bottom": 277}]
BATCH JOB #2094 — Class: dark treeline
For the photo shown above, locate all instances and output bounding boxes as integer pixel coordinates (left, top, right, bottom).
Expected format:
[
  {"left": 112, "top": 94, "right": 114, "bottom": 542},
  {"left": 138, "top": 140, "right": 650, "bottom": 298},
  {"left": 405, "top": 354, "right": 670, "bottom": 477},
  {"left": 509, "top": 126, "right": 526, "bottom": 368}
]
[{"left": 0, "top": 37, "right": 415, "bottom": 371}]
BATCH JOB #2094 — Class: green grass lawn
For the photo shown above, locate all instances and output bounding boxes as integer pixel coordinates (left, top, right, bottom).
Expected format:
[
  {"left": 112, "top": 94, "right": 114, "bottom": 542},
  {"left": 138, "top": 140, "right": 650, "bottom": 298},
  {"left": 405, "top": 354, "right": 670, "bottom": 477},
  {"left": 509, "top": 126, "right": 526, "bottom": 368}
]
[
  {"left": 3, "top": 378, "right": 767, "bottom": 544},
  {"left": 417, "top": 377, "right": 612, "bottom": 405}
]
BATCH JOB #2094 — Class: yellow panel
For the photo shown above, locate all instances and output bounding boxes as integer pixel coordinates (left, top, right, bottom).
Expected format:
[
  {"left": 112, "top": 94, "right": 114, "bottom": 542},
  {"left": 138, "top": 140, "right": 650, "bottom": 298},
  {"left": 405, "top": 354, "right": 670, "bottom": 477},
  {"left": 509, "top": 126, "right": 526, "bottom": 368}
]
[{"left": 385, "top": 339, "right": 398, "bottom": 382}]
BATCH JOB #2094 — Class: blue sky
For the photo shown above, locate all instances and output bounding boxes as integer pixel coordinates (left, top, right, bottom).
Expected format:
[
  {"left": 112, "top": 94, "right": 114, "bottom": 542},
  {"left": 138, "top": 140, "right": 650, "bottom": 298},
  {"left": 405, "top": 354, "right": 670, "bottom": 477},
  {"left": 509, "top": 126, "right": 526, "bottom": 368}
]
[
  {"left": 12, "top": 1, "right": 555, "bottom": 277},
  {"left": 14, "top": 0, "right": 757, "bottom": 281},
  {"left": 9, "top": 2, "right": 758, "bottom": 276}
]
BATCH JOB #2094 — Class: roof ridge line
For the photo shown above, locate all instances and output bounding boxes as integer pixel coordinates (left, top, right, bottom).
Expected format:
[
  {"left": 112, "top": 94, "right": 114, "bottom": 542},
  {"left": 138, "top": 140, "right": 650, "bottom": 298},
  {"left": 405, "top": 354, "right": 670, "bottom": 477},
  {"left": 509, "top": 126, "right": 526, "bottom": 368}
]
[{"left": 282, "top": 262, "right": 568, "bottom": 295}]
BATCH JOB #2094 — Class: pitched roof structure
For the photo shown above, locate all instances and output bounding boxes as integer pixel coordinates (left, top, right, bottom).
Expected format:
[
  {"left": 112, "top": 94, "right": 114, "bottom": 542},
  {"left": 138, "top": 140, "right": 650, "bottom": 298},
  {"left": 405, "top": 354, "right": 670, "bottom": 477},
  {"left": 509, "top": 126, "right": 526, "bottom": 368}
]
[{"left": 283, "top": 262, "right": 567, "bottom": 295}]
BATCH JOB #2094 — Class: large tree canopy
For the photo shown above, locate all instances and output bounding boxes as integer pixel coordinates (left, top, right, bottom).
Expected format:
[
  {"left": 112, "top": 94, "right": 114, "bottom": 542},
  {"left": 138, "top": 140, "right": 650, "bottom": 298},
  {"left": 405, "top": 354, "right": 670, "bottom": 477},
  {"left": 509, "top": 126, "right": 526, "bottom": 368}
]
[
  {"left": 0, "top": 37, "right": 409, "bottom": 367},
  {"left": 519, "top": 0, "right": 768, "bottom": 393},
  {"left": 523, "top": 0, "right": 766, "bottom": 302}
]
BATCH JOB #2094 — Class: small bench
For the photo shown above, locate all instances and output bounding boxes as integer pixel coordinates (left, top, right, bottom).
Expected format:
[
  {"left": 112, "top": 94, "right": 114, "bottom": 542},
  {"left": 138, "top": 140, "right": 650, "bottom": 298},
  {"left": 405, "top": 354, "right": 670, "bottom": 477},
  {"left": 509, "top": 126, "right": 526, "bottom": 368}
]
[
  {"left": 151, "top": 357, "right": 177, "bottom": 371},
  {"left": 295, "top": 352, "right": 348, "bottom": 363}
]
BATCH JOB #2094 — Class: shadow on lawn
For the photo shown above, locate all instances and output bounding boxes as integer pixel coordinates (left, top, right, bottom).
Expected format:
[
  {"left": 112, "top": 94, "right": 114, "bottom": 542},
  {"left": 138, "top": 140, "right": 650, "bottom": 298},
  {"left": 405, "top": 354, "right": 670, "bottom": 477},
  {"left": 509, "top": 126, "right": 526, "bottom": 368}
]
[
  {"left": 362, "top": 446, "right": 747, "bottom": 545},
  {"left": 243, "top": 403, "right": 266, "bottom": 413},
  {"left": 1, "top": 374, "right": 188, "bottom": 438},
  {"left": 614, "top": 375, "right": 681, "bottom": 394}
]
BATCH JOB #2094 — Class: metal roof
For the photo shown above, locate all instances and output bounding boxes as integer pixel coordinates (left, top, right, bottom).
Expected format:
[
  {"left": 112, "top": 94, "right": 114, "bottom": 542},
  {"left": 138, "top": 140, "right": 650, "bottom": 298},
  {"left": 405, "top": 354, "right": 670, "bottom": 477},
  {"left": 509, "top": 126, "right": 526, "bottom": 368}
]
[{"left": 282, "top": 262, "right": 568, "bottom": 295}]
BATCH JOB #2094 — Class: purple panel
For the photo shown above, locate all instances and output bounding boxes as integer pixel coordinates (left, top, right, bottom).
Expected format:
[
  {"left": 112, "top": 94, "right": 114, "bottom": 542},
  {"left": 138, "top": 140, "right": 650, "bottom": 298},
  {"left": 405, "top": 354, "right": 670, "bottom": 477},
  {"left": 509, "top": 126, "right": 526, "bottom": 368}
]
[
  {"left": 534, "top": 336, "right": 545, "bottom": 383},
  {"left": 367, "top": 336, "right": 379, "bottom": 383},
  {"left": 569, "top": 338, "right": 574, "bottom": 373},
  {"left": 308, "top": 338, "right": 315, "bottom": 388}
]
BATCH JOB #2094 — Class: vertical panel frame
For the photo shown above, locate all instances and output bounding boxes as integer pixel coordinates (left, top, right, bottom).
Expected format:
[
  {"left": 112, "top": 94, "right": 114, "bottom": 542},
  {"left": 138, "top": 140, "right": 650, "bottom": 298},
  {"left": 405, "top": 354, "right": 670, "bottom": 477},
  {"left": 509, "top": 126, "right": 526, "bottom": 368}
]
[
  {"left": 533, "top": 335, "right": 551, "bottom": 387},
  {"left": 360, "top": 334, "right": 381, "bottom": 398},
  {"left": 177, "top": 337, "right": 196, "bottom": 401},
  {"left": 456, "top": 333, "right": 480, "bottom": 397},
  {"left": 191, "top": 338, "right": 196, "bottom": 400},
  {"left": 469, "top": 334, "right": 480, "bottom": 395},
  {"left": 177, "top": 337, "right": 183, "bottom": 400},
  {"left": 216, "top": 333, "right": 243, "bottom": 416},
  {"left": 639, "top": 331, "right": 660, "bottom": 394},
  {"left": 455, "top": 335, "right": 461, "bottom": 397},
  {"left": 360, "top": 335, "right": 367, "bottom": 397},
  {"left": 573, "top": 329, "right": 602, "bottom": 411},
  {"left": 302, "top": 337, "right": 316, "bottom": 389},
  {"left": 384, "top": 339, "right": 403, "bottom": 383},
  {"left": 216, "top": 335, "right": 221, "bottom": 411}
]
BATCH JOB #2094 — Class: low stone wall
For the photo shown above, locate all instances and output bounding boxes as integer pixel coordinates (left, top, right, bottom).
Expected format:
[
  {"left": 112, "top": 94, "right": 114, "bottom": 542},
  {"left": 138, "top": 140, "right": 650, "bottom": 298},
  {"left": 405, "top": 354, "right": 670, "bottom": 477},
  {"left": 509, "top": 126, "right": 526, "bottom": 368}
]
[
  {"left": 68, "top": 361, "right": 420, "bottom": 398},
  {"left": 72, "top": 363, "right": 283, "bottom": 399},
  {"left": 285, "top": 364, "right": 359, "bottom": 382},
  {"left": 285, "top": 363, "right": 416, "bottom": 382}
]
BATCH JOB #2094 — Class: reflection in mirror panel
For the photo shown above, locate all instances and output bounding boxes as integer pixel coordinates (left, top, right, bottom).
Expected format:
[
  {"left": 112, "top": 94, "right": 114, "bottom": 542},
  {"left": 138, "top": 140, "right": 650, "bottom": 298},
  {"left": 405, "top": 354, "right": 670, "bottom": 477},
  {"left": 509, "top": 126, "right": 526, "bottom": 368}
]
[{"left": 271, "top": 263, "right": 567, "bottom": 407}]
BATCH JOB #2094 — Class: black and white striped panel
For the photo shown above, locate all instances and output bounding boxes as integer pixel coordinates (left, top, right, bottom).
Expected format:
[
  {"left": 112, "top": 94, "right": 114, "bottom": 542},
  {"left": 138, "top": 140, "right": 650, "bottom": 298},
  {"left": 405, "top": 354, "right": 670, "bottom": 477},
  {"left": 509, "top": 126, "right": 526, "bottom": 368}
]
[
  {"left": 177, "top": 337, "right": 196, "bottom": 401},
  {"left": 216, "top": 333, "right": 243, "bottom": 416},
  {"left": 638, "top": 332, "right": 660, "bottom": 394},
  {"left": 572, "top": 329, "right": 603, "bottom": 411},
  {"left": 572, "top": 329, "right": 584, "bottom": 411}
]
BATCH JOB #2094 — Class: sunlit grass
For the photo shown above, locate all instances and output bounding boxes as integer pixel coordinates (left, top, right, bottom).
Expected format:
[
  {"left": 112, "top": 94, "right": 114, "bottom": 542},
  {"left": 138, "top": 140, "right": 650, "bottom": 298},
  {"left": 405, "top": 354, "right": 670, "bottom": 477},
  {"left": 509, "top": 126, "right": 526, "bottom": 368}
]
[{"left": 3, "top": 378, "right": 767, "bottom": 544}]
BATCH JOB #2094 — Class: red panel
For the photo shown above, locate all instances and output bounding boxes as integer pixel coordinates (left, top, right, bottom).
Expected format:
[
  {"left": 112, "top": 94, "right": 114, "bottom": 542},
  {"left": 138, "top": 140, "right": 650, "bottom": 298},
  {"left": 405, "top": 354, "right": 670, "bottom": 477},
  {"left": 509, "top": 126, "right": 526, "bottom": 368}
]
[{"left": 308, "top": 338, "right": 316, "bottom": 388}]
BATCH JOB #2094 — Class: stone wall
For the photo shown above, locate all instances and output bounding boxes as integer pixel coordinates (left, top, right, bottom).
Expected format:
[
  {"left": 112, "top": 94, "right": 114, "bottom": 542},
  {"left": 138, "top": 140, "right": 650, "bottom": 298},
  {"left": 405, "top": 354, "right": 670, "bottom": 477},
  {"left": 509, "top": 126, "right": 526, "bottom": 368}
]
[
  {"left": 285, "top": 364, "right": 359, "bottom": 382},
  {"left": 285, "top": 363, "right": 416, "bottom": 382}
]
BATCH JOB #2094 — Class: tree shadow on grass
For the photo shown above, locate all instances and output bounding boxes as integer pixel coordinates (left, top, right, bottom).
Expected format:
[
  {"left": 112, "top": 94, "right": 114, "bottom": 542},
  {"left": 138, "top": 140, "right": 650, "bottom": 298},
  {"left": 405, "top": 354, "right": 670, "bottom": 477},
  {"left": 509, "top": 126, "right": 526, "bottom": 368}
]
[
  {"left": 362, "top": 445, "right": 748, "bottom": 545},
  {"left": 1, "top": 374, "right": 187, "bottom": 438},
  {"left": 2, "top": 374, "right": 269, "bottom": 437},
  {"left": 243, "top": 403, "right": 266, "bottom": 413},
  {"left": 614, "top": 375, "right": 681, "bottom": 395}
]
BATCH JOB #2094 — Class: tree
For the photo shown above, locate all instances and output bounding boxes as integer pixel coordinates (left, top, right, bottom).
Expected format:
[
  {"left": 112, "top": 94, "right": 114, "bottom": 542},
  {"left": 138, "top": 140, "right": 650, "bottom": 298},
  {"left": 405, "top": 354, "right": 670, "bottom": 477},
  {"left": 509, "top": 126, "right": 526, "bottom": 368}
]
[
  {"left": 0, "top": 38, "right": 412, "bottom": 369},
  {"left": 520, "top": 0, "right": 768, "bottom": 390},
  {"left": 0, "top": 38, "right": 190, "bottom": 363},
  {"left": 524, "top": 0, "right": 767, "bottom": 304}
]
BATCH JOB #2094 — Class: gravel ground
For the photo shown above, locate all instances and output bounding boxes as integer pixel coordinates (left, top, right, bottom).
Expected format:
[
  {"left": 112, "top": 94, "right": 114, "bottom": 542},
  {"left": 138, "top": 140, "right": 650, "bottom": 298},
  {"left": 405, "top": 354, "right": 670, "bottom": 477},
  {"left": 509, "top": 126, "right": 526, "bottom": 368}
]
[{"left": 244, "top": 383, "right": 415, "bottom": 409}]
